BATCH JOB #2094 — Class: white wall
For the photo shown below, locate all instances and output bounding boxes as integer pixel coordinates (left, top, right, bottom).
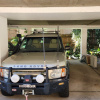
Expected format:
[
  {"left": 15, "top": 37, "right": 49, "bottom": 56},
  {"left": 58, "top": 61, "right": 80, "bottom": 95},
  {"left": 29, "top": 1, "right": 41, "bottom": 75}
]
[
  {"left": 8, "top": 29, "right": 17, "bottom": 39},
  {"left": 0, "top": 16, "right": 8, "bottom": 65},
  {"left": 8, "top": 28, "right": 27, "bottom": 39}
]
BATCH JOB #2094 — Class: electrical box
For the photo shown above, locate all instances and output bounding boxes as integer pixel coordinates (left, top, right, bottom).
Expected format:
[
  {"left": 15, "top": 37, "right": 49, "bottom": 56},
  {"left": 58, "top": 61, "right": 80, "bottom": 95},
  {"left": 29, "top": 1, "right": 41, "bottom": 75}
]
[{"left": 90, "top": 55, "right": 97, "bottom": 68}]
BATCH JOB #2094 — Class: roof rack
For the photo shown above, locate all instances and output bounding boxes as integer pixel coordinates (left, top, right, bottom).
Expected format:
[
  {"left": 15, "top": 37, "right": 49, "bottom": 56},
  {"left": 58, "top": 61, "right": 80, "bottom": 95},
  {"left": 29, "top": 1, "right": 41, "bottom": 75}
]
[{"left": 31, "top": 29, "right": 60, "bottom": 34}]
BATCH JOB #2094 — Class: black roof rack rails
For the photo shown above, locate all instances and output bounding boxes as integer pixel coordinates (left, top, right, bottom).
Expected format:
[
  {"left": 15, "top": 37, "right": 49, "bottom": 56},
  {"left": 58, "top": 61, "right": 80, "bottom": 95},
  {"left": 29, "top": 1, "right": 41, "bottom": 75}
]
[{"left": 31, "top": 30, "right": 60, "bottom": 34}]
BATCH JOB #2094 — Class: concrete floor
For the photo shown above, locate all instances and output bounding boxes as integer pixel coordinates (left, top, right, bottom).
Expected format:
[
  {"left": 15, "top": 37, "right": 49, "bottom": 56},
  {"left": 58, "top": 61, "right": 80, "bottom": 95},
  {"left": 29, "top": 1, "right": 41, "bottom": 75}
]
[
  {"left": 1, "top": 60, "right": 100, "bottom": 100},
  {"left": 69, "top": 60, "right": 100, "bottom": 92}
]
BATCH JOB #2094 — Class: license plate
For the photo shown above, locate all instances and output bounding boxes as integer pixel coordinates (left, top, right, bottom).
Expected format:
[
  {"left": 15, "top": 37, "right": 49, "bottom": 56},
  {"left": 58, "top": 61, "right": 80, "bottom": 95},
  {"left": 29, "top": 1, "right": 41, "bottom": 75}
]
[{"left": 19, "top": 84, "right": 36, "bottom": 88}]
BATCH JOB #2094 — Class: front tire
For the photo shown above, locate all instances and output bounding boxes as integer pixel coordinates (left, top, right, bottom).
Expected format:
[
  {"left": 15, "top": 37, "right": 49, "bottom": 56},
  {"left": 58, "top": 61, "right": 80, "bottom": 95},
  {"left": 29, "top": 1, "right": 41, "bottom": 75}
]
[
  {"left": 1, "top": 89, "right": 13, "bottom": 96},
  {"left": 59, "top": 80, "right": 69, "bottom": 97}
]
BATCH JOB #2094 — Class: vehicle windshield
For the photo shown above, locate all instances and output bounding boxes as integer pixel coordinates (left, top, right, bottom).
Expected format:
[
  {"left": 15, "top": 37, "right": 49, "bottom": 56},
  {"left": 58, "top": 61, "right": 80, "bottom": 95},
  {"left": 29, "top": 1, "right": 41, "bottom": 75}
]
[{"left": 20, "top": 37, "right": 64, "bottom": 52}]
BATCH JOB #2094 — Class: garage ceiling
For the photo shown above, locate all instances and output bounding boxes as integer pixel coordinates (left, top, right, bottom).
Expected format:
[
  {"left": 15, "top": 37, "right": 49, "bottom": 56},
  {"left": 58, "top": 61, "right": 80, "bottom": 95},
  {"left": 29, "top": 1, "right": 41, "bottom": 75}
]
[
  {"left": 0, "top": 0, "right": 100, "bottom": 7},
  {"left": 1, "top": 1, "right": 100, "bottom": 25}
]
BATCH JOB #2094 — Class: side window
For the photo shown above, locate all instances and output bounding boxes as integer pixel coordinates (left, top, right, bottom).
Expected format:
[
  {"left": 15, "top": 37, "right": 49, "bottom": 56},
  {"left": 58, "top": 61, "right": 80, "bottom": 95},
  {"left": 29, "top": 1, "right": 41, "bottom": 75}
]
[
  {"left": 49, "top": 38, "right": 61, "bottom": 49},
  {"left": 20, "top": 39, "right": 27, "bottom": 49},
  {"left": 27, "top": 39, "right": 33, "bottom": 46},
  {"left": 32, "top": 39, "right": 40, "bottom": 48},
  {"left": 49, "top": 39, "right": 57, "bottom": 48}
]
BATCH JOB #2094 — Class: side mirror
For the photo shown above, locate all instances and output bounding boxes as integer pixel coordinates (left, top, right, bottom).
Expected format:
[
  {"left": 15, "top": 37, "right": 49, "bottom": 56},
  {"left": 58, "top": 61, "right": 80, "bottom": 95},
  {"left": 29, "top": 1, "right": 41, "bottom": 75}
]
[
  {"left": 16, "top": 34, "right": 22, "bottom": 46},
  {"left": 17, "top": 34, "right": 21, "bottom": 38}
]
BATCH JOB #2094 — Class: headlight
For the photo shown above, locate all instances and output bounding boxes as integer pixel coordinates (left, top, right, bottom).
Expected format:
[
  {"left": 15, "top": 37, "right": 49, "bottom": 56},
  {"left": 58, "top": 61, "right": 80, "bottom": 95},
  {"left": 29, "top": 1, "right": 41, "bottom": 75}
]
[
  {"left": 11, "top": 74, "right": 20, "bottom": 83},
  {"left": 48, "top": 68, "right": 66, "bottom": 79},
  {"left": 2, "top": 69, "right": 9, "bottom": 82},
  {"left": 0, "top": 66, "right": 3, "bottom": 77},
  {"left": 3, "top": 69, "right": 9, "bottom": 78}
]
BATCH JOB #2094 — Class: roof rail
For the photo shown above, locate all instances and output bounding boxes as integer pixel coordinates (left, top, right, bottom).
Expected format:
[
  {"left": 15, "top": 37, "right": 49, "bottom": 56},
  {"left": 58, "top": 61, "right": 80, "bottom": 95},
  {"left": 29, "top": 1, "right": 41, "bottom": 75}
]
[{"left": 31, "top": 29, "right": 60, "bottom": 34}]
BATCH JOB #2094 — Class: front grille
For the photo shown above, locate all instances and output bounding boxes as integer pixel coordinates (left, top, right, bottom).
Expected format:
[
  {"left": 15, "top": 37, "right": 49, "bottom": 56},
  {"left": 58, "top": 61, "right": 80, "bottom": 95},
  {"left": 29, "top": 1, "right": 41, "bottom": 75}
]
[
  {"left": 12, "top": 70, "right": 46, "bottom": 82},
  {"left": 13, "top": 70, "right": 46, "bottom": 76}
]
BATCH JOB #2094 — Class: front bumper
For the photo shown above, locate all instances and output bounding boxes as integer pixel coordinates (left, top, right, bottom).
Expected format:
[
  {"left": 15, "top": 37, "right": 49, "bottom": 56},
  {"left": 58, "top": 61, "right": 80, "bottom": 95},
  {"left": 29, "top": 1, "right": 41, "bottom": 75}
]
[
  {"left": 0, "top": 65, "right": 69, "bottom": 95},
  {"left": 1, "top": 79, "right": 68, "bottom": 95}
]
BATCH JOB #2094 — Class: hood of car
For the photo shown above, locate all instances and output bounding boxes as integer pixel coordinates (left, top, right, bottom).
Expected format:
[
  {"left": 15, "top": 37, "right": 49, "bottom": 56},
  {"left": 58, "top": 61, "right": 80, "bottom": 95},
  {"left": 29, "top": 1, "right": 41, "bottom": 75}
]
[{"left": 2, "top": 52, "right": 66, "bottom": 68}]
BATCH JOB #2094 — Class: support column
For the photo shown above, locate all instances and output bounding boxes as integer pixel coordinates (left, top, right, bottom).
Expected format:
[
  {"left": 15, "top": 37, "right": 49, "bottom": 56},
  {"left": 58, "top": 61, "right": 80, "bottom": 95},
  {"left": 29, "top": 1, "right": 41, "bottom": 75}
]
[
  {"left": 0, "top": 16, "right": 8, "bottom": 66},
  {"left": 80, "top": 28, "right": 87, "bottom": 57}
]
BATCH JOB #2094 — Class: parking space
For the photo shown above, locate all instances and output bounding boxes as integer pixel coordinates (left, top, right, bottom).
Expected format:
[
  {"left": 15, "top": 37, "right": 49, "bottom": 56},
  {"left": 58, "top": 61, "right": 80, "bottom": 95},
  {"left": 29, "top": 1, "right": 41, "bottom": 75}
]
[
  {"left": 0, "top": 60, "right": 100, "bottom": 100},
  {"left": 69, "top": 60, "right": 100, "bottom": 92}
]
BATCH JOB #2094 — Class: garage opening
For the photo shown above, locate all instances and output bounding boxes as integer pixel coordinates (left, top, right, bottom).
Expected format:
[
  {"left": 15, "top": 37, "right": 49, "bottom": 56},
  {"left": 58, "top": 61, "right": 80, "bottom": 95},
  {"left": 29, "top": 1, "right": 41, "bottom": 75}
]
[
  {"left": 87, "top": 29, "right": 100, "bottom": 74},
  {"left": 1, "top": 21, "right": 100, "bottom": 99}
]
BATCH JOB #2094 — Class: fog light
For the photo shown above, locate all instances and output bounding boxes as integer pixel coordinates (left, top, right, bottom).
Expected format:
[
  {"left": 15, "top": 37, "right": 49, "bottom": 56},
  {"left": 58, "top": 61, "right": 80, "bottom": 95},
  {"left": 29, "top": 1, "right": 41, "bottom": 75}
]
[
  {"left": 11, "top": 74, "right": 20, "bottom": 83},
  {"left": 36, "top": 74, "right": 44, "bottom": 83}
]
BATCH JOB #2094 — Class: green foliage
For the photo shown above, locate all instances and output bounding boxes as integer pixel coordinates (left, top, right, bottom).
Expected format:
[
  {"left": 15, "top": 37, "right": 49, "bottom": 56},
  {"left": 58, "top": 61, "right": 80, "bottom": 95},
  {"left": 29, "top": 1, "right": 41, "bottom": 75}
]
[
  {"left": 72, "top": 29, "right": 81, "bottom": 47},
  {"left": 9, "top": 36, "right": 19, "bottom": 46},
  {"left": 24, "top": 29, "right": 27, "bottom": 33},
  {"left": 97, "top": 48, "right": 100, "bottom": 52},
  {"left": 87, "top": 29, "right": 100, "bottom": 50},
  {"left": 66, "top": 29, "right": 81, "bottom": 59},
  {"left": 88, "top": 48, "right": 100, "bottom": 58},
  {"left": 72, "top": 29, "right": 81, "bottom": 38},
  {"left": 71, "top": 29, "right": 81, "bottom": 58},
  {"left": 87, "top": 29, "right": 100, "bottom": 58}
]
